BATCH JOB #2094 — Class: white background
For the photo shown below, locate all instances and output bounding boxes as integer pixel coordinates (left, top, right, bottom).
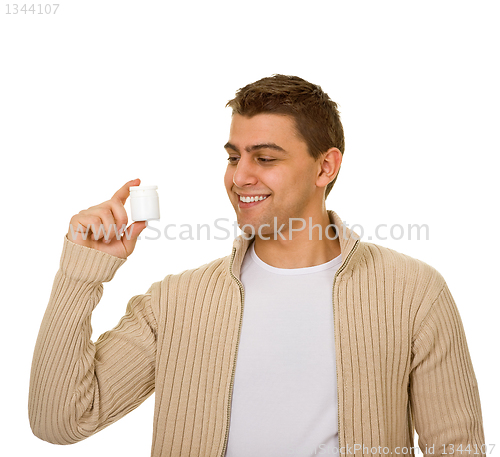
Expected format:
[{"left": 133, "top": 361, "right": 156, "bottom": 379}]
[{"left": 1, "top": 1, "right": 498, "bottom": 455}]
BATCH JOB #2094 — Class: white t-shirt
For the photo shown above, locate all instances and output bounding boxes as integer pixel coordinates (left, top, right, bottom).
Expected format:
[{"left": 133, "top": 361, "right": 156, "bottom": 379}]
[{"left": 224, "top": 242, "right": 343, "bottom": 457}]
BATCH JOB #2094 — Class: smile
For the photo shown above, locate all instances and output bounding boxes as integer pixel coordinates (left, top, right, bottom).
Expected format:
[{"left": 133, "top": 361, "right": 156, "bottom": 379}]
[
  {"left": 237, "top": 194, "right": 270, "bottom": 208},
  {"left": 239, "top": 195, "right": 268, "bottom": 202}
]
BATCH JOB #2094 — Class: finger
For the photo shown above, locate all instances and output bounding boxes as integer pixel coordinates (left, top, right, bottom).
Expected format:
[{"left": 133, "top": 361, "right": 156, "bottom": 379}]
[
  {"left": 111, "top": 178, "right": 141, "bottom": 205},
  {"left": 68, "top": 214, "right": 103, "bottom": 241},
  {"left": 75, "top": 207, "right": 116, "bottom": 242},
  {"left": 92, "top": 206, "right": 118, "bottom": 242},
  {"left": 107, "top": 199, "right": 129, "bottom": 236},
  {"left": 121, "top": 221, "right": 147, "bottom": 255}
]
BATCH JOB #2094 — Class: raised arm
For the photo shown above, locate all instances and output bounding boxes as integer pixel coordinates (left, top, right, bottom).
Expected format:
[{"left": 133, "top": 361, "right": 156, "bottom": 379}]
[{"left": 28, "top": 179, "right": 156, "bottom": 444}]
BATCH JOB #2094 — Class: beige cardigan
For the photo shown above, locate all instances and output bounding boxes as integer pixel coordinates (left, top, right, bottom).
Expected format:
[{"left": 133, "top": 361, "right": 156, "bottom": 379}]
[{"left": 29, "top": 210, "right": 485, "bottom": 456}]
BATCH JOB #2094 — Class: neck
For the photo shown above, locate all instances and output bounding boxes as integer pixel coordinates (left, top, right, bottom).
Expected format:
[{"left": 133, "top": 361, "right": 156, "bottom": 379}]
[{"left": 253, "top": 210, "right": 341, "bottom": 269}]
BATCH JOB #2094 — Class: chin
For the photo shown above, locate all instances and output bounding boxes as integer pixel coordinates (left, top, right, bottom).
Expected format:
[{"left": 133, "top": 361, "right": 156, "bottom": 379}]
[
  {"left": 238, "top": 219, "right": 271, "bottom": 238},
  {"left": 236, "top": 218, "right": 257, "bottom": 234}
]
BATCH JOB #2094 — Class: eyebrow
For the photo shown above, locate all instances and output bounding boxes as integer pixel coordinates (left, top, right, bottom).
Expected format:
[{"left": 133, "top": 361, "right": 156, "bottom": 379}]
[{"left": 224, "top": 142, "right": 287, "bottom": 154}]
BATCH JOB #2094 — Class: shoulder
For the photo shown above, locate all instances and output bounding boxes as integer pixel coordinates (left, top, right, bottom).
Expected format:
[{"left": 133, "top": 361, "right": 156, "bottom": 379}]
[
  {"left": 359, "top": 240, "right": 443, "bottom": 278},
  {"left": 355, "top": 241, "right": 451, "bottom": 333},
  {"left": 357, "top": 240, "right": 446, "bottom": 298}
]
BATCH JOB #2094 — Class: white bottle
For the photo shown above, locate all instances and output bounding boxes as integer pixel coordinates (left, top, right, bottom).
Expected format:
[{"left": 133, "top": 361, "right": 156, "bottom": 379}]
[{"left": 129, "top": 185, "right": 160, "bottom": 221}]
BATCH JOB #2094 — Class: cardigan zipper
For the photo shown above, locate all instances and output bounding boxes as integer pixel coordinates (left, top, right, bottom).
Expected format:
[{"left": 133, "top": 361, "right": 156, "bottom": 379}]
[
  {"left": 220, "top": 246, "right": 245, "bottom": 457},
  {"left": 221, "top": 237, "right": 360, "bottom": 456},
  {"left": 332, "top": 239, "right": 360, "bottom": 457}
]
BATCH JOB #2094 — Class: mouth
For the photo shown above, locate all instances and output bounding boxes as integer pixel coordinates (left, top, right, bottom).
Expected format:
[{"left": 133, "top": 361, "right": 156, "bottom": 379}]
[{"left": 236, "top": 193, "right": 270, "bottom": 208}]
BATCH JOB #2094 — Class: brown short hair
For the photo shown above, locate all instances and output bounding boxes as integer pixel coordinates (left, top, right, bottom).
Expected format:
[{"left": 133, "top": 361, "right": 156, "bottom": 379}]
[{"left": 226, "top": 74, "right": 345, "bottom": 199}]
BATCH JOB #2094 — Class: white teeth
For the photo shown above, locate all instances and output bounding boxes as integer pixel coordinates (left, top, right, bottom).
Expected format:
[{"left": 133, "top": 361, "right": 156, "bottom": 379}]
[{"left": 239, "top": 195, "right": 268, "bottom": 203}]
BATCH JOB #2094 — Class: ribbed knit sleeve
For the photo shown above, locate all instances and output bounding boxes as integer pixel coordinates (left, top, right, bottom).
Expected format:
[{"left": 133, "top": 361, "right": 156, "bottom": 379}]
[
  {"left": 29, "top": 236, "right": 158, "bottom": 445},
  {"left": 409, "top": 283, "right": 486, "bottom": 456}
]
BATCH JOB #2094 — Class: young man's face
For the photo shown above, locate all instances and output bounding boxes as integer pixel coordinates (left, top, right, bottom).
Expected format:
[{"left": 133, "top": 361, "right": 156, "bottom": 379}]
[{"left": 224, "top": 113, "right": 322, "bottom": 238}]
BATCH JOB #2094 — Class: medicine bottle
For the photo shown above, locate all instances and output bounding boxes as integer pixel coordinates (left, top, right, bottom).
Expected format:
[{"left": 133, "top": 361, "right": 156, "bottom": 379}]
[{"left": 129, "top": 185, "right": 160, "bottom": 221}]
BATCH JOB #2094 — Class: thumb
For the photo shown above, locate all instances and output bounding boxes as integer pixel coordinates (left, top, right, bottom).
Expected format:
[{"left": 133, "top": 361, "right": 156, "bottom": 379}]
[{"left": 121, "top": 221, "right": 148, "bottom": 255}]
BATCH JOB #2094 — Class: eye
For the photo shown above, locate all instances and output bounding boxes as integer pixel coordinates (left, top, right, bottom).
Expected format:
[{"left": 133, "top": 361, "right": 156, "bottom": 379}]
[{"left": 227, "top": 156, "right": 275, "bottom": 164}]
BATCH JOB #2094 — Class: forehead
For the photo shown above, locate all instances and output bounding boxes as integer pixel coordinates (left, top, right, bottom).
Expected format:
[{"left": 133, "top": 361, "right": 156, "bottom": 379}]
[{"left": 228, "top": 113, "right": 303, "bottom": 145}]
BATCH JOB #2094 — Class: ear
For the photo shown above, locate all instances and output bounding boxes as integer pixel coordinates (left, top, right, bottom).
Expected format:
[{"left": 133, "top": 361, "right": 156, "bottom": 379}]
[{"left": 316, "top": 147, "right": 342, "bottom": 189}]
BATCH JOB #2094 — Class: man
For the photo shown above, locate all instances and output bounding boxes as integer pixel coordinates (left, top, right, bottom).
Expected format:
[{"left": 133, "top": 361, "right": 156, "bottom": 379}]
[{"left": 29, "top": 75, "right": 485, "bottom": 456}]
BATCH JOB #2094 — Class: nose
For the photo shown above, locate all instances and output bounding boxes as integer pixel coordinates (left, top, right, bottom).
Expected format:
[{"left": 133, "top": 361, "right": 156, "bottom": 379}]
[{"left": 232, "top": 156, "right": 258, "bottom": 188}]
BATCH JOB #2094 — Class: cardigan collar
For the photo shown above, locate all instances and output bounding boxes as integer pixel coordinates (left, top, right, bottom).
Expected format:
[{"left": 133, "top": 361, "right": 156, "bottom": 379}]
[{"left": 228, "top": 210, "right": 361, "bottom": 281}]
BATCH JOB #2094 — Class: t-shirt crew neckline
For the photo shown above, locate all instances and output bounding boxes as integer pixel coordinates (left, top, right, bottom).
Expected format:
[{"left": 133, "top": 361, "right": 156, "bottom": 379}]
[{"left": 249, "top": 242, "right": 342, "bottom": 276}]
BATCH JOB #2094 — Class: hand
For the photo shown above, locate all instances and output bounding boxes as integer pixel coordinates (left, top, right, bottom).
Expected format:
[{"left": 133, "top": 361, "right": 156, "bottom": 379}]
[{"left": 67, "top": 179, "right": 147, "bottom": 259}]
